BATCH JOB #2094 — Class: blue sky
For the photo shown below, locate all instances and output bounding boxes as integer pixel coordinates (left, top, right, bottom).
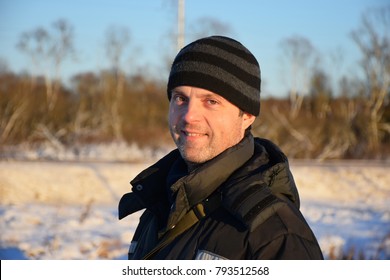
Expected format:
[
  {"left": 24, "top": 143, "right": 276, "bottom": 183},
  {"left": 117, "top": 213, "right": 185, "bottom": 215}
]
[{"left": 0, "top": 0, "right": 386, "bottom": 97}]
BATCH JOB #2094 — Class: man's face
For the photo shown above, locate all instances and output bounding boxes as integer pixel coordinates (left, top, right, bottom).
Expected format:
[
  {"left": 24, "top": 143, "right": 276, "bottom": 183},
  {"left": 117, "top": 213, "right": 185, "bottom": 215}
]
[{"left": 168, "top": 86, "right": 255, "bottom": 165}]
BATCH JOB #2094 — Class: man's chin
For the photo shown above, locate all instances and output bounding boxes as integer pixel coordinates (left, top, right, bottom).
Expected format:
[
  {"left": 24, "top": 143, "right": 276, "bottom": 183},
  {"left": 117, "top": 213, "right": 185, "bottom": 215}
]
[{"left": 179, "top": 149, "right": 208, "bottom": 165}]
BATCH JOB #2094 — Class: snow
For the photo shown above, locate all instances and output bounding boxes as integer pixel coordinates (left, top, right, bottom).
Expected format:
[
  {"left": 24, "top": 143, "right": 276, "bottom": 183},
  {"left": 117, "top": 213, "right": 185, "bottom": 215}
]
[{"left": 0, "top": 145, "right": 389, "bottom": 260}]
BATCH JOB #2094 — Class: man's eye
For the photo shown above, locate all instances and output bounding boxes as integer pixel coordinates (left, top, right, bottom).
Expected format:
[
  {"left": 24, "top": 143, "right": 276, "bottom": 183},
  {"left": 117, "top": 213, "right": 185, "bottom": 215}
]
[
  {"left": 174, "top": 95, "right": 186, "bottom": 103},
  {"left": 207, "top": 99, "right": 218, "bottom": 105}
]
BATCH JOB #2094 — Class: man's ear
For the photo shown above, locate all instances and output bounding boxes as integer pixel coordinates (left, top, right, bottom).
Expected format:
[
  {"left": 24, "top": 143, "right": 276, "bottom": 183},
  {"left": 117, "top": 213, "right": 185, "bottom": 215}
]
[{"left": 242, "top": 113, "right": 256, "bottom": 130}]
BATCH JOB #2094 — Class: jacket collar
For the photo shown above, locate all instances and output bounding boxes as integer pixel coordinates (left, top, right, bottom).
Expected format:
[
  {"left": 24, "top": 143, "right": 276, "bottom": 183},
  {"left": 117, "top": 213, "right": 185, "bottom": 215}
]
[
  {"left": 119, "top": 134, "right": 300, "bottom": 222},
  {"left": 120, "top": 135, "right": 254, "bottom": 221},
  {"left": 170, "top": 134, "right": 254, "bottom": 207},
  {"left": 164, "top": 135, "right": 255, "bottom": 227}
]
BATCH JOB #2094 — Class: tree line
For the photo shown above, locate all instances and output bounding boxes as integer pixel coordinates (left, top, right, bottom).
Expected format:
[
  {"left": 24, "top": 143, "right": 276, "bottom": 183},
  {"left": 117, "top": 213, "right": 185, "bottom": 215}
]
[{"left": 0, "top": 7, "right": 389, "bottom": 160}]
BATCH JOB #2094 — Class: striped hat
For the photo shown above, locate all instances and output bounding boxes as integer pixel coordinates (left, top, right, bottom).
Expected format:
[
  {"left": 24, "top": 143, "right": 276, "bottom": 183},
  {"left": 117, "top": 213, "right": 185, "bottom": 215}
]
[{"left": 167, "top": 36, "right": 261, "bottom": 116}]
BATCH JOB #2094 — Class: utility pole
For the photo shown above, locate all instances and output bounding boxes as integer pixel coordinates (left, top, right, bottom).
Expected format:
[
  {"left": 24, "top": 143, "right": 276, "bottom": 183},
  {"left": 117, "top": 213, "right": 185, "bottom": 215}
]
[{"left": 177, "top": 0, "right": 185, "bottom": 51}]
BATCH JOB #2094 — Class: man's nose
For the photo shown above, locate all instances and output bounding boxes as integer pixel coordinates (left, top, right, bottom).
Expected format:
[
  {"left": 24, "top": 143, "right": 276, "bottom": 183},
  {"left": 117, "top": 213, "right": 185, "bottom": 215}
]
[{"left": 183, "top": 99, "right": 201, "bottom": 123}]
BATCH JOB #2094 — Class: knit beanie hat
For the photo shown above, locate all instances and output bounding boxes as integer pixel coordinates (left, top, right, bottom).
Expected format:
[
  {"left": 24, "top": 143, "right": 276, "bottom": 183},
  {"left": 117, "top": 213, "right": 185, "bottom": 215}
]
[{"left": 167, "top": 35, "right": 261, "bottom": 116}]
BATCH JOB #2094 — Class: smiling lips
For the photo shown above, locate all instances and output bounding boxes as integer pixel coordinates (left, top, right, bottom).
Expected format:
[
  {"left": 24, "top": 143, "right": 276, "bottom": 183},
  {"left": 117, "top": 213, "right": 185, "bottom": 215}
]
[
  {"left": 183, "top": 131, "right": 205, "bottom": 137},
  {"left": 180, "top": 129, "right": 208, "bottom": 141}
]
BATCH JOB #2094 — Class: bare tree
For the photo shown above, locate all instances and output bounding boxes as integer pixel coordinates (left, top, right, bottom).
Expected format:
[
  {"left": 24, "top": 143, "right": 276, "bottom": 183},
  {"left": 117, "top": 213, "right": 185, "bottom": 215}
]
[
  {"left": 17, "top": 27, "right": 51, "bottom": 105},
  {"left": 105, "top": 26, "right": 130, "bottom": 73},
  {"left": 70, "top": 72, "right": 103, "bottom": 140},
  {"left": 51, "top": 19, "right": 75, "bottom": 100},
  {"left": 103, "top": 26, "right": 131, "bottom": 140},
  {"left": 280, "top": 36, "right": 319, "bottom": 118},
  {"left": 17, "top": 19, "right": 75, "bottom": 111},
  {"left": 351, "top": 6, "right": 390, "bottom": 153},
  {"left": 309, "top": 69, "right": 332, "bottom": 119}
]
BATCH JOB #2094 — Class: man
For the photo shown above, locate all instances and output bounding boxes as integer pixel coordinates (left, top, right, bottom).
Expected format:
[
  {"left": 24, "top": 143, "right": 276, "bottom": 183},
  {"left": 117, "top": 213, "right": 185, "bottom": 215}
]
[{"left": 118, "top": 36, "right": 323, "bottom": 260}]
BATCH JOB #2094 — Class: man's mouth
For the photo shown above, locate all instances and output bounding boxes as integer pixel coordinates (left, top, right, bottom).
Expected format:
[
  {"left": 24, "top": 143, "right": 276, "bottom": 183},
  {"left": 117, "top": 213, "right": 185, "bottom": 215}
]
[
  {"left": 183, "top": 131, "right": 204, "bottom": 137},
  {"left": 180, "top": 129, "right": 208, "bottom": 139}
]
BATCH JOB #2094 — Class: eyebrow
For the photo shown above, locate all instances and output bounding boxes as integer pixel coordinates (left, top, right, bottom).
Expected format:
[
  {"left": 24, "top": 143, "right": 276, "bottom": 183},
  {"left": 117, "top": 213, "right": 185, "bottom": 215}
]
[{"left": 171, "top": 90, "right": 225, "bottom": 101}]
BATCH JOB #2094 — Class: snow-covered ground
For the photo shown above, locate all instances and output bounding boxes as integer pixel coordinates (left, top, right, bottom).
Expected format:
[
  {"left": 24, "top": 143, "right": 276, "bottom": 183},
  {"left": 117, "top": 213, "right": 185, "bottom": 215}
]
[{"left": 0, "top": 145, "right": 389, "bottom": 260}]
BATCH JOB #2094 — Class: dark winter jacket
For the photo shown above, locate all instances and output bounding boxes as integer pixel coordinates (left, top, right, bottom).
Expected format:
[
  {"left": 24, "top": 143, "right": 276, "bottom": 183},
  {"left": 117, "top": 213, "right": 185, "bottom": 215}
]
[{"left": 118, "top": 134, "right": 324, "bottom": 260}]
